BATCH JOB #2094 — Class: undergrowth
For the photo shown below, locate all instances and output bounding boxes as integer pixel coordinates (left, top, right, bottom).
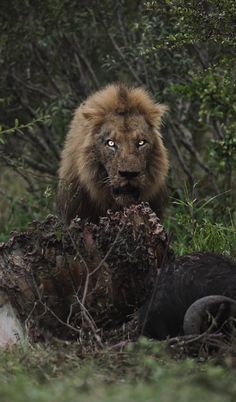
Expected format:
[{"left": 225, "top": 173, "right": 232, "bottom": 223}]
[
  {"left": 166, "top": 188, "right": 236, "bottom": 256},
  {"left": 0, "top": 340, "right": 236, "bottom": 402}
]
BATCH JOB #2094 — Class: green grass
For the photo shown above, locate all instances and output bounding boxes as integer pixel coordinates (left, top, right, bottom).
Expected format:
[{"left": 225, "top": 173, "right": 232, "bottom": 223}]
[
  {"left": 166, "top": 190, "right": 236, "bottom": 256},
  {"left": 0, "top": 341, "right": 236, "bottom": 402}
]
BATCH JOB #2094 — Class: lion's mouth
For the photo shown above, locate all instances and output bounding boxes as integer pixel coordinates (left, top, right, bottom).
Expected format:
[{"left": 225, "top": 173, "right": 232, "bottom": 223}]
[{"left": 112, "top": 185, "right": 140, "bottom": 200}]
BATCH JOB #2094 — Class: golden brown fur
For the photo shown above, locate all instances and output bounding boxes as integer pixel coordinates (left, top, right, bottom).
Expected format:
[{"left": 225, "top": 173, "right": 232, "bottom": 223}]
[{"left": 58, "top": 83, "right": 169, "bottom": 223}]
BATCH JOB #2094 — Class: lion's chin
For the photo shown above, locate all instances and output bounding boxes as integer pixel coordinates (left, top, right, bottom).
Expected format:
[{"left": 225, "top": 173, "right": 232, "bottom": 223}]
[{"left": 112, "top": 185, "right": 140, "bottom": 205}]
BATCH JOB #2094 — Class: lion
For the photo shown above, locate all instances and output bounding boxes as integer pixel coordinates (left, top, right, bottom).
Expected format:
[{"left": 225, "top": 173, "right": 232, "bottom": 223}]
[{"left": 57, "top": 83, "right": 169, "bottom": 223}]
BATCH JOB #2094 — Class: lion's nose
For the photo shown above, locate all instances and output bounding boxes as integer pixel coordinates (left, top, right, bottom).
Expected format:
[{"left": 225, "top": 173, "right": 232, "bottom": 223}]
[{"left": 118, "top": 170, "right": 140, "bottom": 179}]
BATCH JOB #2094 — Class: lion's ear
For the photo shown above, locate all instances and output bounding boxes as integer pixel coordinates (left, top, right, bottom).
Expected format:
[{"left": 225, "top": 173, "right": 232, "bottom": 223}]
[
  {"left": 81, "top": 104, "right": 105, "bottom": 125},
  {"left": 82, "top": 108, "right": 96, "bottom": 120},
  {"left": 148, "top": 104, "right": 169, "bottom": 128}
]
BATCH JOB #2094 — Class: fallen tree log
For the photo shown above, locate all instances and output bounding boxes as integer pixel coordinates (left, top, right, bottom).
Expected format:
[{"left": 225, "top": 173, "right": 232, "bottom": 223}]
[{"left": 0, "top": 203, "right": 169, "bottom": 344}]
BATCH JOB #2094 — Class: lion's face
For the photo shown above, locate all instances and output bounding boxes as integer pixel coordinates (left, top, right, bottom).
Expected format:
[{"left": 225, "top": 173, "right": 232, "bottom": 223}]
[{"left": 94, "top": 114, "right": 164, "bottom": 206}]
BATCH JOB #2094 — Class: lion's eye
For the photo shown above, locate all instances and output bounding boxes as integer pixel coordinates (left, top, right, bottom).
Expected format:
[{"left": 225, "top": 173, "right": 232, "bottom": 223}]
[
  {"left": 137, "top": 140, "right": 146, "bottom": 147},
  {"left": 106, "top": 139, "right": 116, "bottom": 148}
]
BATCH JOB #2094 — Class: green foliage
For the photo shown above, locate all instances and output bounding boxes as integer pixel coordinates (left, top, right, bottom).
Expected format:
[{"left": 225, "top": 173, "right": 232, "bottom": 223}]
[
  {"left": 0, "top": 169, "right": 55, "bottom": 242},
  {"left": 0, "top": 190, "right": 54, "bottom": 242},
  {"left": 0, "top": 116, "right": 50, "bottom": 144},
  {"left": 166, "top": 183, "right": 236, "bottom": 255},
  {"left": 0, "top": 342, "right": 236, "bottom": 402}
]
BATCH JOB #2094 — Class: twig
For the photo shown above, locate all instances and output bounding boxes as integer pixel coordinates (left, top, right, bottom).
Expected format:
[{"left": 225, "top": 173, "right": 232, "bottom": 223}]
[
  {"left": 89, "top": 221, "right": 126, "bottom": 277},
  {"left": 167, "top": 126, "right": 195, "bottom": 189},
  {"left": 34, "top": 46, "right": 63, "bottom": 96},
  {"left": 172, "top": 122, "right": 221, "bottom": 193},
  {"left": 212, "top": 118, "right": 225, "bottom": 140},
  {"left": 11, "top": 71, "right": 54, "bottom": 99},
  {"left": 117, "top": 2, "right": 128, "bottom": 46},
  {"left": 82, "top": 221, "right": 125, "bottom": 306},
  {"left": 107, "top": 32, "right": 143, "bottom": 85},
  {"left": 192, "top": 44, "right": 209, "bottom": 69},
  {"left": 27, "top": 258, "right": 103, "bottom": 347},
  {"left": 0, "top": 153, "right": 36, "bottom": 193},
  {"left": 71, "top": 34, "right": 100, "bottom": 89}
]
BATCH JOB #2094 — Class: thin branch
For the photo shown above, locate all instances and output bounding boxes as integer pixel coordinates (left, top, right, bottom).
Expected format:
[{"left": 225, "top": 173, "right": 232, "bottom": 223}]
[
  {"left": 22, "top": 155, "right": 57, "bottom": 176},
  {"left": 212, "top": 118, "right": 225, "bottom": 140},
  {"left": 107, "top": 32, "right": 143, "bottom": 85},
  {"left": 172, "top": 122, "right": 220, "bottom": 194},
  {"left": 89, "top": 222, "right": 125, "bottom": 277},
  {"left": 167, "top": 126, "right": 195, "bottom": 189},
  {"left": 117, "top": 2, "right": 128, "bottom": 47},
  {"left": 29, "top": 259, "right": 103, "bottom": 348},
  {"left": 11, "top": 71, "right": 54, "bottom": 100},
  {"left": 71, "top": 34, "right": 100, "bottom": 89},
  {"left": 0, "top": 154, "right": 36, "bottom": 193},
  {"left": 192, "top": 44, "right": 209, "bottom": 69},
  {"left": 34, "top": 46, "right": 63, "bottom": 96}
]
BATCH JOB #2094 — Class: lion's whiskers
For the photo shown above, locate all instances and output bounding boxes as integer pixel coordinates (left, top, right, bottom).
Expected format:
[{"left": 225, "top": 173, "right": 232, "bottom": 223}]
[{"left": 101, "top": 177, "right": 112, "bottom": 186}]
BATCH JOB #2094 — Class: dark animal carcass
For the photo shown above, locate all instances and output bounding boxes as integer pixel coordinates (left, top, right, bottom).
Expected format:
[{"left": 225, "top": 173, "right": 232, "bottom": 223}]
[{"left": 140, "top": 252, "right": 236, "bottom": 340}]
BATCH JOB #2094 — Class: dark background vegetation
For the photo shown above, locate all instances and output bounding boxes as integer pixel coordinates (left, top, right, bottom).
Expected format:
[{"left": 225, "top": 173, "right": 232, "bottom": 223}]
[{"left": 0, "top": 0, "right": 235, "bottom": 252}]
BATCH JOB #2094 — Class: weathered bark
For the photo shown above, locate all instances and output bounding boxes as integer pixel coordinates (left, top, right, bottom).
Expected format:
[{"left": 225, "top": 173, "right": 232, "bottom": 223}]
[{"left": 0, "top": 203, "right": 169, "bottom": 342}]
